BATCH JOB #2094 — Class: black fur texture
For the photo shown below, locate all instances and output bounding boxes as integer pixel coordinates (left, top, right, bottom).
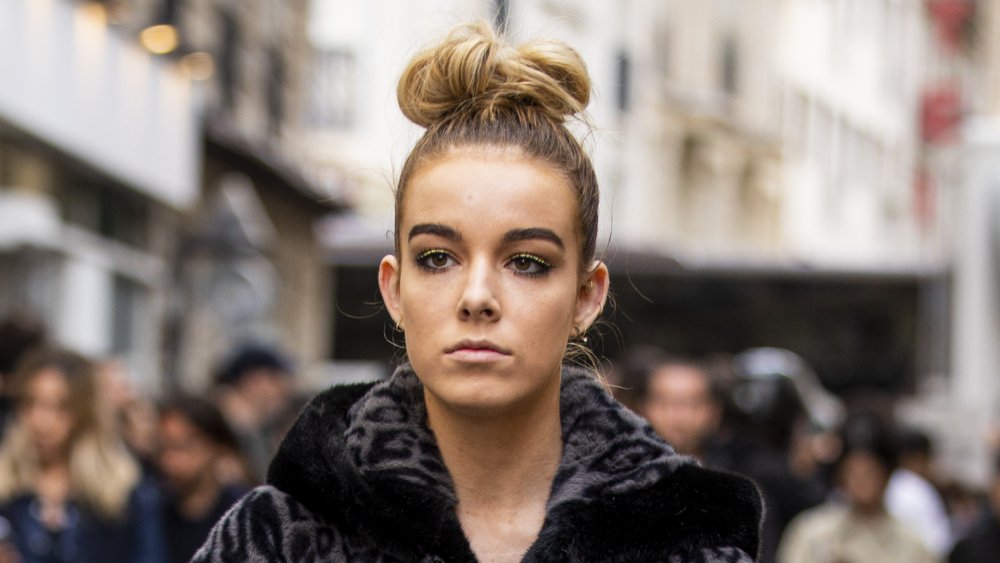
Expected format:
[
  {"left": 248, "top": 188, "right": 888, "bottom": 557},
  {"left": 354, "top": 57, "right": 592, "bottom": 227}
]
[{"left": 194, "top": 365, "right": 763, "bottom": 562}]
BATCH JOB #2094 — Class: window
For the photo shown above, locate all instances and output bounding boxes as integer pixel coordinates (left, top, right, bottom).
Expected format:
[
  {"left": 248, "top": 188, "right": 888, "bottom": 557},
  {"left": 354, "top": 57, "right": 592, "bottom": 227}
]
[
  {"left": 720, "top": 34, "right": 739, "bottom": 95},
  {"left": 219, "top": 9, "right": 240, "bottom": 110},
  {"left": 111, "top": 274, "right": 143, "bottom": 355},
  {"left": 653, "top": 23, "right": 672, "bottom": 78},
  {"left": 59, "top": 177, "right": 149, "bottom": 250},
  {"left": 616, "top": 50, "right": 631, "bottom": 112},
  {"left": 0, "top": 140, "right": 10, "bottom": 187},
  {"left": 267, "top": 48, "right": 285, "bottom": 136},
  {"left": 309, "top": 48, "right": 357, "bottom": 130}
]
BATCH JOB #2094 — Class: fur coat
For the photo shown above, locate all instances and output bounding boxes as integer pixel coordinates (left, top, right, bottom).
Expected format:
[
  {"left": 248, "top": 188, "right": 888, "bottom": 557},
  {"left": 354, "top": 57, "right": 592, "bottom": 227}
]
[{"left": 193, "top": 364, "right": 763, "bottom": 562}]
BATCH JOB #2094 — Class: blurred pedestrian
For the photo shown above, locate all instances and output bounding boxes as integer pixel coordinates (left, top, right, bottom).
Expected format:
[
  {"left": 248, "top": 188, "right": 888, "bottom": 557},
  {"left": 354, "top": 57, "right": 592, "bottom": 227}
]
[
  {"left": 157, "top": 395, "right": 250, "bottom": 563},
  {"left": 777, "top": 412, "right": 937, "bottom": 563},
  {"left": 714, "top": 348, "right": 829, "bottom": 563},
  {"left": 0, "top": 346, "right": 165, "bottom": 563},
  {"left": 886, "top": 428, "right": 952, "bottom": 556},
  {"left": 605, "top": 344, "right": 667, "bottom": 413},
  {"left": 212, "top": 343, "right": 301, "bottom": 483},
  {"left": 948, "top": 452, "right": 1000, "bottom": 563},
  {"left": 96, "top": 357, "right": 159, "bottom": 474},
  {"left": 639, "top": 357, "right": 723, "bottom": 463}
]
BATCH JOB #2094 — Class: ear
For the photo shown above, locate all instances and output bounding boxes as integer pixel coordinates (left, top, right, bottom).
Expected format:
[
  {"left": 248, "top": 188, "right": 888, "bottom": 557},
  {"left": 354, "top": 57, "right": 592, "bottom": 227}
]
[
  {"left": 573, "top": 261, "right": 609, "bottom": 333},
  {"left": 378, "top": 255, "right": 403, "bottom": 328}
]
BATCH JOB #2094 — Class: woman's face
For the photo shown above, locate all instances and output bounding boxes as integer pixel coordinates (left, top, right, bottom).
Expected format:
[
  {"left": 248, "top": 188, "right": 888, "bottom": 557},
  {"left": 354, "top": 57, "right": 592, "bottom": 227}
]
[
  {"left": 379, "top": 147, "right": 608, "bottom": 417},
  {"left": 21, "top": 368, "right": 75, "bottom": 460}
]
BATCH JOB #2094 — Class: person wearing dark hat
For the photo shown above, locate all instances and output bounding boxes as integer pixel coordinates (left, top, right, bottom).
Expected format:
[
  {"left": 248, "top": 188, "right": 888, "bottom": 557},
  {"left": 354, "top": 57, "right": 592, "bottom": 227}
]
[
  {"left": 712, "top": 348, "right": 829, "bottom": 563},
  {"left": 213, "top": 344, "right": 301, "bottom": 483}
]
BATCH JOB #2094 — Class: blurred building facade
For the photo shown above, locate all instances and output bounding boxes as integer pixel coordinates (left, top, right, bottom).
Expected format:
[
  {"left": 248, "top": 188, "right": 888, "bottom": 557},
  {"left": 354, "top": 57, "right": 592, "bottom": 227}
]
[
  {"left": 0, "top": 0, "right": 200, "bottom": 393},
  {"left": 0, "top": 0, "right": 344, "bottom": 393},
  {"left": 123, "top": 0, "right": 345, "bottom": 391}
]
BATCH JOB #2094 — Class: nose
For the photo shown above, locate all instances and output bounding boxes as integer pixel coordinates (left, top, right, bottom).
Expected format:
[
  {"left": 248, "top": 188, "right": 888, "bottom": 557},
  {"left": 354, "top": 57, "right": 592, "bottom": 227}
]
[{"left": 458, "top": 258, "right": 501, "bottom": 321}]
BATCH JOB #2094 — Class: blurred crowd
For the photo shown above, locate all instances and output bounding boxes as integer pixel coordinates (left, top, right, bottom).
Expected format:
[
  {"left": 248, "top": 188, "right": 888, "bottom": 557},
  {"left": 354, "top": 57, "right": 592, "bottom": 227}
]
[
  {"left": 609, "top": 346, "right": 1000, "bottom": 563},
  {"left": 0, "top": 313, "right": 305, "bottom": 563},
  {"left": 2, "top": 309, "right": 1000, "bottom": 562}
]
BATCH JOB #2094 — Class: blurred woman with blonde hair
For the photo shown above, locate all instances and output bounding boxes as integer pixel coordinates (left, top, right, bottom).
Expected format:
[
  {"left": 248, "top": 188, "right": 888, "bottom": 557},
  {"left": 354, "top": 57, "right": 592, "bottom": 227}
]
[{"left": 0, "top": 346, "right": 165, "bottom": 563}]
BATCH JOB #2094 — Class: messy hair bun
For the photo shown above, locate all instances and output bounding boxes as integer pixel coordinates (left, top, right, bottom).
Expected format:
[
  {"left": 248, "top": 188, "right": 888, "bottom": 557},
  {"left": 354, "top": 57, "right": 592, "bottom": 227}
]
[
  {"left": 393, "top": 20, "right": 602, "bottom": 286},
  {"left": 397, "top": 21, "right": 591, "bottom": 127}
]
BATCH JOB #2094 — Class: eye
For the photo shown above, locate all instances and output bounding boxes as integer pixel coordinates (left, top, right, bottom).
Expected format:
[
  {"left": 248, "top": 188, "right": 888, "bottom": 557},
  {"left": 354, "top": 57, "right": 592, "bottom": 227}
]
[
  {"left": 415, "top": 249, "right": 456, "bottom": 271},
  {"left": 507, "top": 253, "right": 552, "bottom": 276}
]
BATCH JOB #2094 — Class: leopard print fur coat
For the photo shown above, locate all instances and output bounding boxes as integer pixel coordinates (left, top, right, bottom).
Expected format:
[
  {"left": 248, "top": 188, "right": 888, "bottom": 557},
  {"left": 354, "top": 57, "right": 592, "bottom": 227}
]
[{"left": 193, "top": 364, "right": 763, "bottom": 562}]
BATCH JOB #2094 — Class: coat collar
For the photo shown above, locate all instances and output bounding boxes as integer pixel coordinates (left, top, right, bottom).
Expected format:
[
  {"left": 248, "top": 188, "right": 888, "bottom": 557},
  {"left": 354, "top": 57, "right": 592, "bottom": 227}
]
[{"left": 267, "top": 364, "right": 761, "bottom": 561}]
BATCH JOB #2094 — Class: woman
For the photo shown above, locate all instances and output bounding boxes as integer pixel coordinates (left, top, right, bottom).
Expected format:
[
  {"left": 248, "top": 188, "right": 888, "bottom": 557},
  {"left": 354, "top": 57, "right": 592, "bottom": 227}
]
[
  {"left": 0, "top": 347, "right": 165, "bottom": 563},
  {"left": 195, "top": 21, "right": 762, "bottom": 562}
]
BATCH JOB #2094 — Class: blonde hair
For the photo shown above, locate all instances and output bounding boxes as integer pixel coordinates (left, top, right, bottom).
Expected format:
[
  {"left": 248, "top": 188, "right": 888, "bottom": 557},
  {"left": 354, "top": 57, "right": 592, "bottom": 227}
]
[
  {"left": 394, "top": 21, "right": 600, "bottom": 269},
  {"left": 0, "top": 347, "right": 140, "bottom": 521}
]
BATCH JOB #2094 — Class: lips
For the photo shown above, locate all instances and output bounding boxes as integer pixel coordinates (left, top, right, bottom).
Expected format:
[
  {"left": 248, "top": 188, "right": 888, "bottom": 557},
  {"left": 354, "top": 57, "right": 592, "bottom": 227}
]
[{"left": 445, "top": 339, "right": 511, "bottom": 361}]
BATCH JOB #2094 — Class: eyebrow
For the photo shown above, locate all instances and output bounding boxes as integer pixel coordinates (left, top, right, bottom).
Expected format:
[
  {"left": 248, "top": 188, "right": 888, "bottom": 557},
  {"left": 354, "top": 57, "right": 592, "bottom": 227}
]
[
  {"left": 408, "top": 223, "right": 564, "bottom": 250},
  {"left": 408, "top": 223, "right": 462, "bottom": 242},
  {"left": 501, "top": 228, "right": 564, "bottom": 250}
]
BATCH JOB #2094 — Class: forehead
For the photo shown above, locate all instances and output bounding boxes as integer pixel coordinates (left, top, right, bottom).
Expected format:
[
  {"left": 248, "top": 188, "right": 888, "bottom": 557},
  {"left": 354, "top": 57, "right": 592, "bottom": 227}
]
[
  {"left": 652, "top": 365, "right": 709, "bottom": 388},
  {"left": 26, "top": 367, "right": 70, "bottom": 393},
  {"left": 403, "top": 148, "right": 579, "bottom": 240}
]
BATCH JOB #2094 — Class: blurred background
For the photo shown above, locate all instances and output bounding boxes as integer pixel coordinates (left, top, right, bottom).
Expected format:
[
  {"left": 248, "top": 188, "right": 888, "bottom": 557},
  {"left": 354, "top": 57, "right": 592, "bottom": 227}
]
[{"left": 2, "top": 0, "right": 1000, "bottom": 556}]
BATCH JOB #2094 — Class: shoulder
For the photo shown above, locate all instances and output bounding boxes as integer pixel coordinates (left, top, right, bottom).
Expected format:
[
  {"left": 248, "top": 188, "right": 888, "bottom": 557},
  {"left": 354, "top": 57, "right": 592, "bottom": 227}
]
[
  {"left": 544, "top": 463, "right": 763, "bottom": 561},
  {"left": 191, "top": 486, "right": 346, "bottom": 562},
  {"left": 782, "top": 502, "right": 843, "bottom": 537},
  {"left": 634, "top": 463, "right": 764, "bottom": 555},
  {"left": 775, "top": 504, "right": 844, "bottom": 563}
]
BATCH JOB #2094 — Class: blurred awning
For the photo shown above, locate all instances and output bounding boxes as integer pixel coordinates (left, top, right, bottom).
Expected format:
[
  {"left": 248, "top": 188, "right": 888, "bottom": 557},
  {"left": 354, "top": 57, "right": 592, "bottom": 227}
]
[
  {"left": 603, "top": 247, "right": 948, "bottom": 281},
  {"left": 204, "top": 115, "right": 347, "bottom": 214}
]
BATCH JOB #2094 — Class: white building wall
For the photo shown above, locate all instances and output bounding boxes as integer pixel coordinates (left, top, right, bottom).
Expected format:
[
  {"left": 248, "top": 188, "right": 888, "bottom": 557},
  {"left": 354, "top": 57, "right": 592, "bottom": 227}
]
[
  {"left": 0, "top": 0, "right": 199, "bottom": 393},
  {"left": 776, "top": 0, "right": 932, "bottom": 268},
  {"left": 57, "top": 255, "right": 113, "bottom": 357},
  {"left": 0, "top": 0, "right": 201, "bottom": 209}
]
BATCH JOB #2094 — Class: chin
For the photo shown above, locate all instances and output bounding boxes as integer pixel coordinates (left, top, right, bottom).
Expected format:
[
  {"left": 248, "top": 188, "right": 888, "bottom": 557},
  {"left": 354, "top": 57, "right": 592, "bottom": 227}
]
[{"left": 429, "top": 378, "right": 560, "bottom": 420}]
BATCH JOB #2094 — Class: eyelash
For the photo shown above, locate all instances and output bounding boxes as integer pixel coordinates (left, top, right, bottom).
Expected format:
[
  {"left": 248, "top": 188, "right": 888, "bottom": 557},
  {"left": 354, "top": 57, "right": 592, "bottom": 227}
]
[
  {"left": 413, "top": 250, "right": 553, "bottom": 277},
  {"left": 414, "top": 249, "right": 455, "bottom": 273},
  {"left": 506, "top": 253, "right": 552, "bottom": 277}
]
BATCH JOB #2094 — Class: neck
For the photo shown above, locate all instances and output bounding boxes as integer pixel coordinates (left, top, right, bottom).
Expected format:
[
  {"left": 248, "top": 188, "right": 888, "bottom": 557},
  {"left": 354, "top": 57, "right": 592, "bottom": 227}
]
[
  {"left": 35, "top": 461, "right": 71, "bottom": 506},
  {"left": 851, "top": 502, "right": 886, "bottom": 518},
  {"left": 427, "top": 389, "right": 563, "bottom": 509},
  {"left": 37, "top": 450, "right": 70, "bottom": 473},
  {"left": 425, "top": 380, "right": 563, "bottom": 562}
]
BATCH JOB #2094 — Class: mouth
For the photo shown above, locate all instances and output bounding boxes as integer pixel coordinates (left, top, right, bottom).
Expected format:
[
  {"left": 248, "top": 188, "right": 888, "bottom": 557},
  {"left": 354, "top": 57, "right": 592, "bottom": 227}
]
[{"left": 445, "top": 339, "right": 512, "bottom": 362}]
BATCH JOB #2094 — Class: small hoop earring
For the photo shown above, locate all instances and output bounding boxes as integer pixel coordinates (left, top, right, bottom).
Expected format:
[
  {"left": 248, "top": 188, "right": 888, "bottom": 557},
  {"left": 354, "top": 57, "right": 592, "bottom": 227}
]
[{"left": 575, "top": 325, "right": 589, "bottom": 344}]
